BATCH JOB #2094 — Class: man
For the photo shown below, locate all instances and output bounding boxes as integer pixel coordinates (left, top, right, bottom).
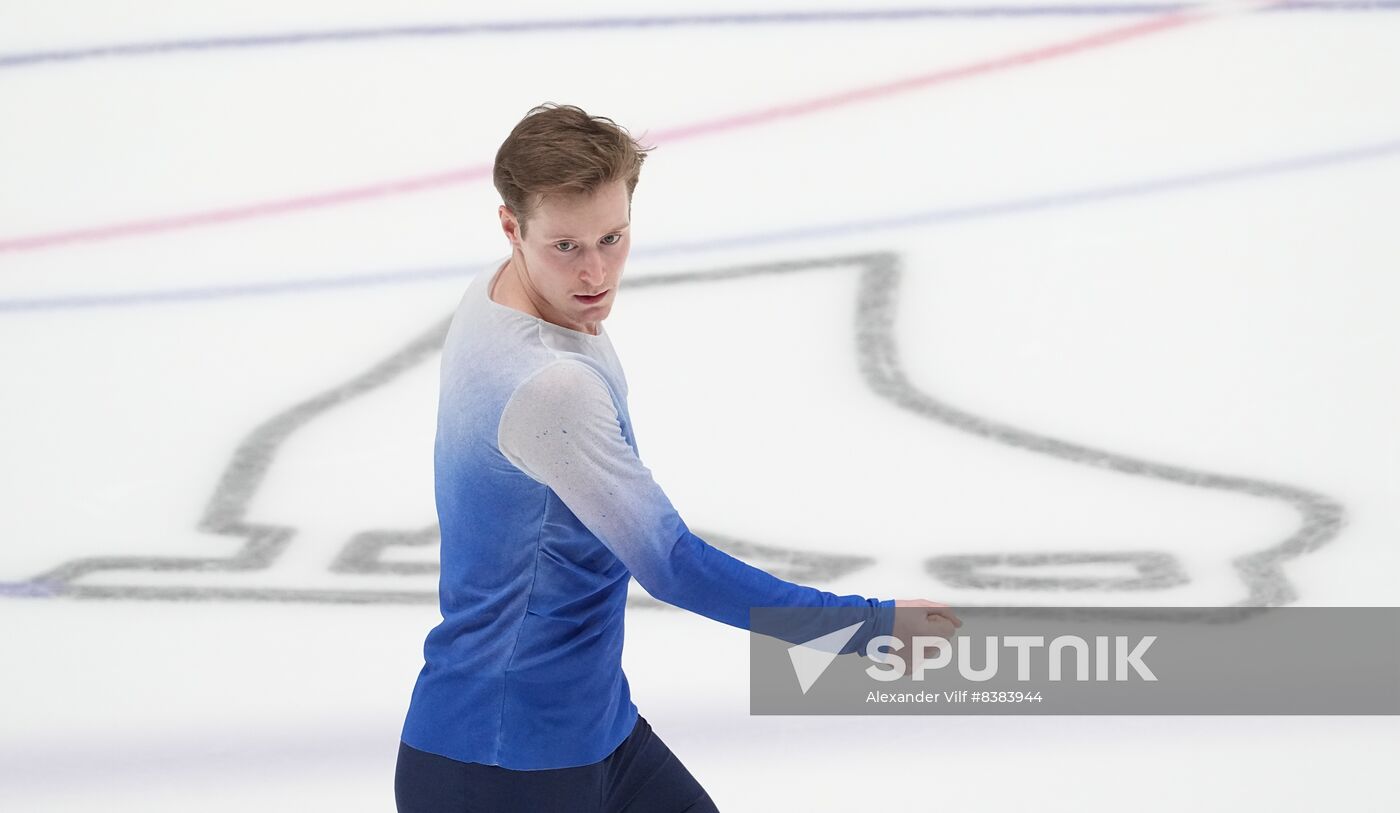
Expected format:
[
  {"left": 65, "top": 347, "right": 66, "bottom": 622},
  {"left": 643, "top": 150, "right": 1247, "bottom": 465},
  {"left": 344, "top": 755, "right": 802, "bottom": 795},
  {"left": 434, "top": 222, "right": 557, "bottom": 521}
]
[{"left": 396, "top": 103, "right": 960, "bottom": 812}]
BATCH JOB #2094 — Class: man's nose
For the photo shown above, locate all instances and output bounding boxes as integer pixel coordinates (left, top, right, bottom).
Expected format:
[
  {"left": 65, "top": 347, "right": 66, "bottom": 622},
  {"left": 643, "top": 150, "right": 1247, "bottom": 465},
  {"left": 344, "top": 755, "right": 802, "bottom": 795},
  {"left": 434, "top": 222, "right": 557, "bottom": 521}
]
[{"left": 579, "top": 263, "right": 606, "bottom": 287}]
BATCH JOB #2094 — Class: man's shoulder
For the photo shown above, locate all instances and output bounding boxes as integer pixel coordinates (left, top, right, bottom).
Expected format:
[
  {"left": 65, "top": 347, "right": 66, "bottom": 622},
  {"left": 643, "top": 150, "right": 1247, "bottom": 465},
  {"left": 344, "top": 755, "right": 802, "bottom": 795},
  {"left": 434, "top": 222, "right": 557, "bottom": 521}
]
[
  {"left": 511, "top": 358, "right": 615, "bottom": 407},
  {"left": 497, "top": 358, "right": 623, "bottom": 471}
]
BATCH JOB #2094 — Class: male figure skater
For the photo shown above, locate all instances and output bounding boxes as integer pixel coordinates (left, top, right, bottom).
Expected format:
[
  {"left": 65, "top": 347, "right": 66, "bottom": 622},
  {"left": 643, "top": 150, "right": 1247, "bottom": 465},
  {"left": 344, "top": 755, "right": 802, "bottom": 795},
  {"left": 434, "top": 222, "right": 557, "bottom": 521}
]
[{"left": 395, "top": 103, "right": 961, "bottom": 812}]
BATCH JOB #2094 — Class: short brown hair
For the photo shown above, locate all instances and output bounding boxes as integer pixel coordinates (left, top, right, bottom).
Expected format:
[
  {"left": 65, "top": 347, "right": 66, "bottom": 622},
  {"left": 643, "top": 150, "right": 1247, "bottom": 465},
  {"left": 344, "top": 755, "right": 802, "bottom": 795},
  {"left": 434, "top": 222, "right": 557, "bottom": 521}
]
[{"left": 493, "top": 103, "right": 655, "bottom": 238}]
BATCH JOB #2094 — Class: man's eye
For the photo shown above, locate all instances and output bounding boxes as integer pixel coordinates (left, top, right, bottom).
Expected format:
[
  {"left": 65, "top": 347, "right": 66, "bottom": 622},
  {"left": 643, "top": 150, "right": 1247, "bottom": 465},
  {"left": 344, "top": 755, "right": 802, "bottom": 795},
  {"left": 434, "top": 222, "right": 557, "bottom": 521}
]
[{"left": 556, "top": 235, "right": 620, "bottom": 252}]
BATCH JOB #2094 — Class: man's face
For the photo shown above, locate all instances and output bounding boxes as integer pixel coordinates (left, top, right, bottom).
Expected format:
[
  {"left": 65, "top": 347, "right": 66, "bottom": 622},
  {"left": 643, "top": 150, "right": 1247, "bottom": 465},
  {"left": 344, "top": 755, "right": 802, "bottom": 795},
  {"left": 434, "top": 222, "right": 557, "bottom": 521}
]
[{"left": 500, "top": 179, "right": 631, "bottom": 334}]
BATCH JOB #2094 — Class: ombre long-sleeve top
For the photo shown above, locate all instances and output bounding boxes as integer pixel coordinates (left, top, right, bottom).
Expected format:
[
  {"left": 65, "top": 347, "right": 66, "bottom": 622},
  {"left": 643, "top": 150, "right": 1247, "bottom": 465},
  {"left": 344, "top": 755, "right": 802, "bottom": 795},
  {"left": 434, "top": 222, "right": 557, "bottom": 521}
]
[{"left": 399, "top": 257, "right": 895, "bottom": 770}]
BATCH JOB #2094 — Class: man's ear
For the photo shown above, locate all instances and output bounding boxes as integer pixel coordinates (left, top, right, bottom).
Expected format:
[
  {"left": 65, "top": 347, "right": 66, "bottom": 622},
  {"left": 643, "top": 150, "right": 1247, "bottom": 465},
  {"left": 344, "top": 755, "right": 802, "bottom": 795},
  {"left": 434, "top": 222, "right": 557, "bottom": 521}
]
[{"left": 499, "top": 206, "right": 520, "bottom": 246}]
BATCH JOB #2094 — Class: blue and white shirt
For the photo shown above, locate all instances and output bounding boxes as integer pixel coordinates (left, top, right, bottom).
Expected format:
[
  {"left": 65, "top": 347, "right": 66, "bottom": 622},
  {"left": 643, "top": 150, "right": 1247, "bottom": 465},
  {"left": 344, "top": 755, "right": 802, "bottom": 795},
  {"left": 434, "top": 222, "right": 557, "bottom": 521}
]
[{"left": 400, "top": 257, "right": 895, "bottom": 769}]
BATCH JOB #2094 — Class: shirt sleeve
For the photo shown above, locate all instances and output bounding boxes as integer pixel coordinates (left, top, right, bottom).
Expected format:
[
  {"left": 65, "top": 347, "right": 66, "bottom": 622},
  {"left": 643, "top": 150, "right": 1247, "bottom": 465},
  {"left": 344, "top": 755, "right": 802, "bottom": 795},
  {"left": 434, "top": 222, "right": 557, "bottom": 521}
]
[{"left": 497, "top": 359, "right": 895, "bottom": 655}]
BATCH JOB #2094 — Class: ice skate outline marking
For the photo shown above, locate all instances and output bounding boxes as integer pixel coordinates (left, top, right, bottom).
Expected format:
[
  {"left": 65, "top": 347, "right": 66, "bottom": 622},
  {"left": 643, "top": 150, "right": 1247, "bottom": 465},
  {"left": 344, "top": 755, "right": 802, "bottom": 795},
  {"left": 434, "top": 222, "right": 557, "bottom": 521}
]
[
  {"left": 7, "top": 260, "right": 877, "bottom": 604},
  {"left": 851, "top": 252, "right": 1344, "bottom": 620},
  {"left": 2, "top": 252, "right": 1345, "bottom": 620},
  {"left": 926, "top": 551, "right": 1190, "bottom": 592}
]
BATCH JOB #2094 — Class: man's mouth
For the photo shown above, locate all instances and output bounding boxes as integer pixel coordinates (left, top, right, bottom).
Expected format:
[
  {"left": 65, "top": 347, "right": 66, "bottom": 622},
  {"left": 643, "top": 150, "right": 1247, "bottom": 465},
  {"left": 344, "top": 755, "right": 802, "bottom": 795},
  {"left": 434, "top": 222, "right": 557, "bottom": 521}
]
[{"left": 574, "top": 290, "right": 609, "bottom": 304}]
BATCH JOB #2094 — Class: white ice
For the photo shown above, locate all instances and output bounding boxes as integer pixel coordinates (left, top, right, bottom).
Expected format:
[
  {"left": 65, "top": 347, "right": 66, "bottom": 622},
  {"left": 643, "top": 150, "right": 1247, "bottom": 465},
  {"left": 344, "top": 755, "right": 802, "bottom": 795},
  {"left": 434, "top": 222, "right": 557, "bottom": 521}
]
[{"left": 1, "top": 1, "right": 1397, "bottom": 810}]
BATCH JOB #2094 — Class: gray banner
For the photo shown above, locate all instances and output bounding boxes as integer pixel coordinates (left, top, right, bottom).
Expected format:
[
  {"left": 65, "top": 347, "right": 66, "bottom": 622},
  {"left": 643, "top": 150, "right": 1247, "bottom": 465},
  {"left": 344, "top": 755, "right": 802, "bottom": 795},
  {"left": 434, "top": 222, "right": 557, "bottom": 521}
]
[{"left": 749, "top": 607, "right": 1400, "bottom": 714}]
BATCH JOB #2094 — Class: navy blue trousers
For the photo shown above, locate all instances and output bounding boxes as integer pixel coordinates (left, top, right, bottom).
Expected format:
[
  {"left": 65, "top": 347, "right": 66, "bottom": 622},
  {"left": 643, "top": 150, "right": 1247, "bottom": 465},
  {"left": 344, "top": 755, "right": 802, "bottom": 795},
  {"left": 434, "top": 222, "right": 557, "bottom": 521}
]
[{"left": 395, "top": 714, "right": 720, "bottom": 812}]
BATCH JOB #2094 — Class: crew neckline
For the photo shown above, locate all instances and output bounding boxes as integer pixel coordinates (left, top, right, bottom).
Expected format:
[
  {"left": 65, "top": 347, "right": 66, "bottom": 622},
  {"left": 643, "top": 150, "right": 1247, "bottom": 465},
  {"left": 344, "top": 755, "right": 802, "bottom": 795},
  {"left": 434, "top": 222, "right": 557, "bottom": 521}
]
[{"left": 484, "top": 257, "right": 607, "bottom": 340}]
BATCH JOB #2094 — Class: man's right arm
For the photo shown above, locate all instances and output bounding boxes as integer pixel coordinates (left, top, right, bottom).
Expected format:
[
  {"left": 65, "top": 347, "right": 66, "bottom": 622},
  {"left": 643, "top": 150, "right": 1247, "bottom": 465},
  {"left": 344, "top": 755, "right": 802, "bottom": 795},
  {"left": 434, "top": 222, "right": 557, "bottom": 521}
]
[{"left": 497, "top": 359, "right": 895, "bottom": 652}]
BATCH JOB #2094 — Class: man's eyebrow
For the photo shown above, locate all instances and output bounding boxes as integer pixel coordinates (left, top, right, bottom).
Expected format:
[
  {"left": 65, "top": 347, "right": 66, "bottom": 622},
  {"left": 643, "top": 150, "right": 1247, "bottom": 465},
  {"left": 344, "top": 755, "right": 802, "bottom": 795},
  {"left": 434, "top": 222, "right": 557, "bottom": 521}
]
[{"left": 549, "top": 223, "right": 630, "bottom": 240}]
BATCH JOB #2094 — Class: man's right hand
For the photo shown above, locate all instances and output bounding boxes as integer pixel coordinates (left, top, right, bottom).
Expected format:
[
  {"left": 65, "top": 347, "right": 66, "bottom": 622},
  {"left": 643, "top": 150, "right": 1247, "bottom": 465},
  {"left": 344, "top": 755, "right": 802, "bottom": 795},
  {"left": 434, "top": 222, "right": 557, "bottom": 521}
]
[{"left": 889, "top": 599, "right": 963, "bottom": 662}]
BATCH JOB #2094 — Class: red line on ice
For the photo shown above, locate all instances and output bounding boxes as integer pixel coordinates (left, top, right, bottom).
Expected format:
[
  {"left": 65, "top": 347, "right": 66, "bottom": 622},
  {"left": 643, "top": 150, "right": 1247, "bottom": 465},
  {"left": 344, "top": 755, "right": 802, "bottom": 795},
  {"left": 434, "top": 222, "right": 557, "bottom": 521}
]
[{"left": 0, "top": 2, "right": 1259, "bottom": 254}]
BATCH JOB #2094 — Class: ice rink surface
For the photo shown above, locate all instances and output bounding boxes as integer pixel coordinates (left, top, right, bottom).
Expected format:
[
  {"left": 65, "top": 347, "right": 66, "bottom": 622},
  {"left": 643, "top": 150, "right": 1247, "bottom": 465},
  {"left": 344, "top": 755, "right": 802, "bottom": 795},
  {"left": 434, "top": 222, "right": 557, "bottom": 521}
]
[{"left": 2, "top": 1, "right": 1398, "bottom": 809}]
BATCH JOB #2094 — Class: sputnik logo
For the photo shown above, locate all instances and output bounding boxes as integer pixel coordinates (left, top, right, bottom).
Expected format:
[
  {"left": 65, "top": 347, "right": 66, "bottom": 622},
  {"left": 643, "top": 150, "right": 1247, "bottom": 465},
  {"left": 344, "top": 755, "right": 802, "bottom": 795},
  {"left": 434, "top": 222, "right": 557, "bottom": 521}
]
[{"left": 787, "top": 621, "right": 868, "bottom": 694}]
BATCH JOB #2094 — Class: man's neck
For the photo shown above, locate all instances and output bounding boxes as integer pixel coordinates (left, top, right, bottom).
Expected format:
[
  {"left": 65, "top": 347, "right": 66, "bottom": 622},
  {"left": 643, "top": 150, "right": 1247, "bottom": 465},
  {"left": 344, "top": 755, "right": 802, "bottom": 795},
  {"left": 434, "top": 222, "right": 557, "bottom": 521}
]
[
  {"left": 491, "top": 259, "right": 541, "bottom": 319},
  {"left": 493, "top": 257, "right": 600, "bottom": 336}
]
